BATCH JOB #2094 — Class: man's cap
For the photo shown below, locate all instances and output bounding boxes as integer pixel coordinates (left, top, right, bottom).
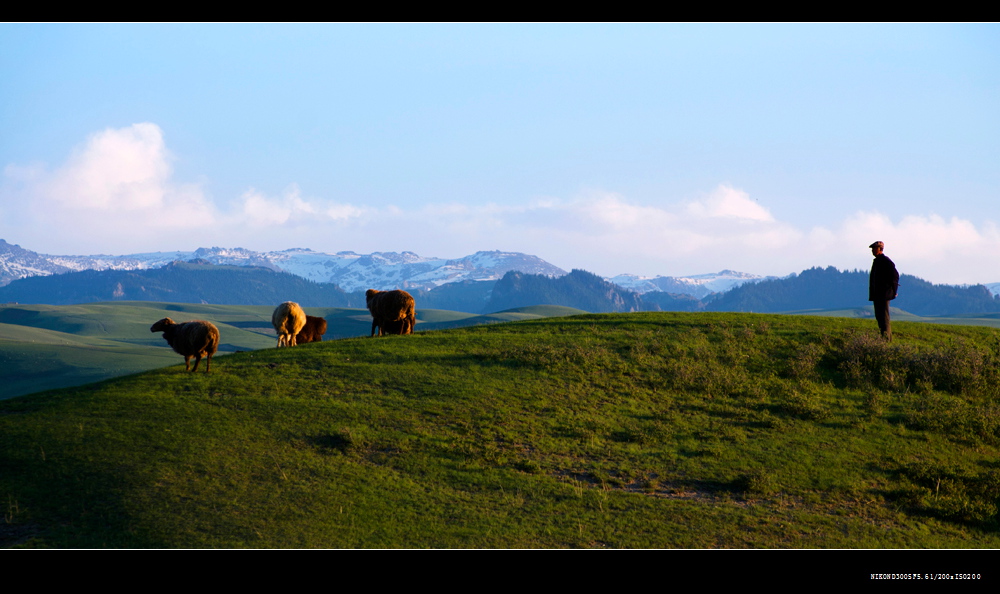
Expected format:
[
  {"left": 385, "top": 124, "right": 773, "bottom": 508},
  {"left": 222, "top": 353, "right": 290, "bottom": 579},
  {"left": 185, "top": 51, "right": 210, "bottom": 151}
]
[{"left": 869, "top": 241, "right": 884, "bottom": 249}]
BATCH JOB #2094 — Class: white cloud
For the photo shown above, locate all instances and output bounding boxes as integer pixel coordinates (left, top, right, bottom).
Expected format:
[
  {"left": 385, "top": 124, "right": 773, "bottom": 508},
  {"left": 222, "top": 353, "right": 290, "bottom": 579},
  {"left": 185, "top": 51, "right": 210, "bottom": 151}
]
[
  {"left": 326, "top": 203, "right": 365, "bottom": 221},
  {"left": 233, "top": 184, "right": 367, "bottom": 228},
  {"left": 383, "top": 188, "right": 1000, "bottom": 285},
  {"left": 2, "top": 123, "right": 217, "bottom": 253},
  {"left": 215, "top": 184, "right": 997, "bottom": 285},
  {"left": 577, "top": 193, "right": 676, "bottom": 231},
  {"left": 1, "top": 124, "right": 372, "bottom": 253},
  {"left": 45, "top": 123, "right": 173, "bottom": 211},
  {"left": 812, "top": 212, "right": 1000, "bottom": 283},
  {"left": 685, "top": 185, "right": 775, "bottom": 222},
  {"left": 4, "top": 125, "right": 999, "bottom": 285},
  {"left": 361, "top": 187, "right": 799, "bottom": 275},
  {"left": 236, "top": 185, "right": 320, "bottom": 226}
]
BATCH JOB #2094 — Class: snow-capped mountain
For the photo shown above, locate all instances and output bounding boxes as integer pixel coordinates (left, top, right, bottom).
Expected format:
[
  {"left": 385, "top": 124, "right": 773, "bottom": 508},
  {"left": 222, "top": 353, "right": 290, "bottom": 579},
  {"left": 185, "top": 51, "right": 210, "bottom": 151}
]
[
  {"left": 0, "top": 239, "right": 74, "bottom": 283},
  {"left": 4, "top": 238, "right": 892, "bottom": 299},
  {"left": 193, "top": 247, "right": 566, "bottom": 292},
  {"left": 0, "top": 239, "right": 201, "bottom": 286},
  {"left": 608, "top": 270, "right": 775, "bottom": 298},
  {"left": 0, "top": 240, "right": 566, "bottom": 292}
]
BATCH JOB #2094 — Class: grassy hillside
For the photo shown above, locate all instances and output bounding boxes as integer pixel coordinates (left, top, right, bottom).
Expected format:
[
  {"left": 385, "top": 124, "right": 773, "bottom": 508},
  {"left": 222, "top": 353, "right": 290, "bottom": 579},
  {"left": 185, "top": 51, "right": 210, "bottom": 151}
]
[
  {"left": 0, "top": 302, "right": 588, "bottom": 400},
  {"left": 2, "top": 312, "right": 999, "bottom": 548},
  {"left": 783, "top": 306, "right": 1000, "bottom": 328},
  {"left": 0, "top": 302, "right": 278, "bottom": 400}
]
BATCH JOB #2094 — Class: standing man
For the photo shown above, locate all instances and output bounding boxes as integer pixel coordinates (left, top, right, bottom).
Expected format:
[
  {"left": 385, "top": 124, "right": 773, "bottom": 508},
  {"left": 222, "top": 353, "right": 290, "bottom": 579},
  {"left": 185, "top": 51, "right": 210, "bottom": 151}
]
[{"left": 869, "top": 241, "right": 899, "bottom": 341}]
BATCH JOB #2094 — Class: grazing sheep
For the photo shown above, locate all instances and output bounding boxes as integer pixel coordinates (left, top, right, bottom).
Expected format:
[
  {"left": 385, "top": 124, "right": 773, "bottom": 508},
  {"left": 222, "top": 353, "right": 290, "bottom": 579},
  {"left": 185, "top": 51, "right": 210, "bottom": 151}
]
[
  {"left": 295, "top": 315, "right": 328, "bottom": 344},
  {"left": 365, "top": 289, "right": 416, "bottom": 337},
  {"left": 150, "top": 318, "right": 220, "bottom": 372},
  {"left": 378, "top": 318, "right": 411, "bottom": 336},
  {"left": 272, "top": 301, "right": 307, "bottom": 347}
]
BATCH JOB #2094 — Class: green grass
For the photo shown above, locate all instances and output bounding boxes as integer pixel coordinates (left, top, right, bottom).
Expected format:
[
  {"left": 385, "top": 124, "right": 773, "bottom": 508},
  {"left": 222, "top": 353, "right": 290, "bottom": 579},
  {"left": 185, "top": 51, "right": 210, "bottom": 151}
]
[
  {"left": 0, "top": 302, "right": 279, "bottom": 400},
  {"left": 2, "top": 312, "right": 1000, "bottom": 548},
  {"left": 0, "top": 302, "right": 585, "bottom": 400},
  {"left": 784, "top": 306, "right": 1000, "bottom": 328}
]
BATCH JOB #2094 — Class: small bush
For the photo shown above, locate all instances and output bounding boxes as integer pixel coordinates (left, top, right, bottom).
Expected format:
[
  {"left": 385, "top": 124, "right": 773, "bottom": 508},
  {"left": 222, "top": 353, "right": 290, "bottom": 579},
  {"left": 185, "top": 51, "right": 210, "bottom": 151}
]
[
  {"left": 833, "top": 331, "right": 1000, "bottom": 397},
  {"left": 863, "top": 390, "right": 888, "bottom": 417},
  {"left": 892, "top": 461, "right": 1000, "bottom": 528},
  {"left": 786, "top": 342, "right": 824, "bottom": 381},
  {"left": 899, "top": 395, "right": 1000, "bottom": 445}
]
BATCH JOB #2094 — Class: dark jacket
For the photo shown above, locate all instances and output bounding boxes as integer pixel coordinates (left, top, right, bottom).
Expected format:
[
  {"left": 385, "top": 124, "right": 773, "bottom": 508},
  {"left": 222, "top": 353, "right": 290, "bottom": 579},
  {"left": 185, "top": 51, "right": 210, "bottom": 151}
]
[{"left": 869, "top": 254, "right": 899, "bottom": 302}]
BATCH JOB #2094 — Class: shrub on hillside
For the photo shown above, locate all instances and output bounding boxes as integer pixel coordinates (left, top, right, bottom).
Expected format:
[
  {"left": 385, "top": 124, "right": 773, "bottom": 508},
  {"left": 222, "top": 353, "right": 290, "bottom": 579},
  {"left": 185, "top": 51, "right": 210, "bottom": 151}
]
[
  {"left": 891, "top": 461, "right": 1000, "bottom": 529},
  {"left": 897, "top": 394, "right": 1000, "bottom": 445},
  {"left": 833, "top": 331, "right": 1000, "bottom": 397}
]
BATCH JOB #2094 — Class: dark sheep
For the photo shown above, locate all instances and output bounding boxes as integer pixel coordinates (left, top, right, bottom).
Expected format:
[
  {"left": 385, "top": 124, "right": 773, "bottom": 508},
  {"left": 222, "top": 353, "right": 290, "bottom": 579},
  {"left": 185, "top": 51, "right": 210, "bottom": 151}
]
[
  {"left": 295, "top": 315, "right": 328, "bottom": 344},
  {"left": 378, "top": 319, "right": 409, "bottom": 335},
  {"left": 365, "top": 289, "right": 416, "bottom": 337},
  {"left": 150, "top": 318, "right": 220, "bottom": 372},
  {"left": 272, "top": 301, "right": 307, "bottom": 347}
]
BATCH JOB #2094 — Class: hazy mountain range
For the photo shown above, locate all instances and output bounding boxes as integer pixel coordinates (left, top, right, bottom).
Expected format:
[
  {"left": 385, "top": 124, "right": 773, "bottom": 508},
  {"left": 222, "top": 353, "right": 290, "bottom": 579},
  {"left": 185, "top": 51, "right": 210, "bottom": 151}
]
[
  {"left": 2, "top": 239, "right": 999, "bottom": 317},
  {"left": 707, "top": 266, "right": 1000, "bottom": 317},
  {"left": 0, "top": 239, "right": 769, "bottom": 297}
]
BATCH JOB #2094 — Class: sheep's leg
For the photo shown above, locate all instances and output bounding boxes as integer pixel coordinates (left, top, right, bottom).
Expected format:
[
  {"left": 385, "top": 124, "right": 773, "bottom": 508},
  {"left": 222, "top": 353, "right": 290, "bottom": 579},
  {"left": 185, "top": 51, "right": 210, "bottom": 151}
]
[
  {"left": 205, "top": 353, "right": 212, "bottom": 372},
  {"left": 371, "top": 320, "right": 378, "bottom": 337},
  {"left": 184, "top": 355, "right": 192, "bottom": 371},
  {"left": 191, "top": 355, "right": 202, "bottom": 372}
]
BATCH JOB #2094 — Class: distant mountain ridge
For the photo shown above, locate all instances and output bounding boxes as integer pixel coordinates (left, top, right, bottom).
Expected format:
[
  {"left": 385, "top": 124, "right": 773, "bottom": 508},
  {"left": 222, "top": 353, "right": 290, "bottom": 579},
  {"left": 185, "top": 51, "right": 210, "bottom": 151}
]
[
  {"left": 0, "top": 239, "right": 792, "bottom": 301},
  {"left": 3, "top": 239, "right": 999, "bottom": 315},
  {"left": 0, "top": 260, "right": 356, "bottom": 307},
  {"left": 2, "top": 255, "right": 1000, "bottom": 319},
  {"left": 488, "top": 269, "right": 645, "bottom": 313},
  {"left": 707, "top": 266, "right": 1000, "bottom": 317},
  {"left": 0, "top": 240, "right": 566, "bottom": 292},
  {"left": 609, "top": 269, "right": 776, "bottom": 298}
]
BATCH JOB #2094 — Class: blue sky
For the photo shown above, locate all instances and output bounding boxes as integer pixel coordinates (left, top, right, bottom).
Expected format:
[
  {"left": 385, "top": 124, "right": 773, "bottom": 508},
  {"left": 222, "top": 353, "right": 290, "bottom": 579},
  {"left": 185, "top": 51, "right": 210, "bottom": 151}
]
[{"left": 1, "top": 23, "right": 998, "bottom": 283}]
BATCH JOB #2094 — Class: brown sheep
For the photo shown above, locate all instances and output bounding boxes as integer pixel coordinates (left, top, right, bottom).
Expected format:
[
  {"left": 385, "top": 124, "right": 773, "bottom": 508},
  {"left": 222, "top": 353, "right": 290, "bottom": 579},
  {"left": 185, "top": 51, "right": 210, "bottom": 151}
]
[
  {"left": 295, "top": 315, "right": 328, "bottom": 344},
  {"left": 150, "top": 318, "right": 220, "bottom": 372},
  {"left": 365, "top": 289, "right": 416, "bottom": 337},
  {"left": 272, "top": 301, "right": 307, "bottom": 347},
  {"left": 378, "top": 319, "right": 411, "bottom": 336}
]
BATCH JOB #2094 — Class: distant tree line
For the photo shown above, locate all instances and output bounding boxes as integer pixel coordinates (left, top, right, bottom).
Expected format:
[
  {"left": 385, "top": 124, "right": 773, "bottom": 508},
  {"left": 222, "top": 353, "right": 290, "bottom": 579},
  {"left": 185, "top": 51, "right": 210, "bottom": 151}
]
[
  {"left": 705, "top": 266, "right": 1000, "bottom": 316},
  {"left": 1, "top": 261, "right": 997, "bottom": 317}
]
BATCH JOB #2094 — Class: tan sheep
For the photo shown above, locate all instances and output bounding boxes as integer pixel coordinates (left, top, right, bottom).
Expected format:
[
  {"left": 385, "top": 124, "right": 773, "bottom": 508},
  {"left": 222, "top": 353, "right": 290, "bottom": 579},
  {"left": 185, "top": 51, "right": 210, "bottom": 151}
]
[
  {"left": 150, "top": 318, "right": 220, "bottom": 372},
  {"left": 365, "top": 289, "right": 416, "bottom": 337},
  {"left": 272, "top": 301, "right": 307, "bottom": 347}
]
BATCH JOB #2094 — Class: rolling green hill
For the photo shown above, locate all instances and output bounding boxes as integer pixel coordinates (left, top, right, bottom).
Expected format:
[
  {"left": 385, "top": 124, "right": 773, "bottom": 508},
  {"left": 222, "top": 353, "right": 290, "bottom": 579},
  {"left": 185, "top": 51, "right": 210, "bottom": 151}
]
[
  {"left": 0, "top": 302, "right": 588, "bottom": 401},
  {"left": 782, "top": 306, "right": 1000, "bottom": 328},
  {"left": 0, "top": 302, "right": 279, "bottom": 400},
  {"left": 2, "top": 312, "right": 999, "bottom": 548}
]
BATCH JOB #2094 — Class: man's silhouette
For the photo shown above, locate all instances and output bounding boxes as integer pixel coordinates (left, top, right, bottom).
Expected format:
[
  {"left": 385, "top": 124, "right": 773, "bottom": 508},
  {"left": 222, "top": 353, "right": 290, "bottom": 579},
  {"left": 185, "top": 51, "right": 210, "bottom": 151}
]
[{"left": 868, "top": 241, "right": 899, "bottom": 341}]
